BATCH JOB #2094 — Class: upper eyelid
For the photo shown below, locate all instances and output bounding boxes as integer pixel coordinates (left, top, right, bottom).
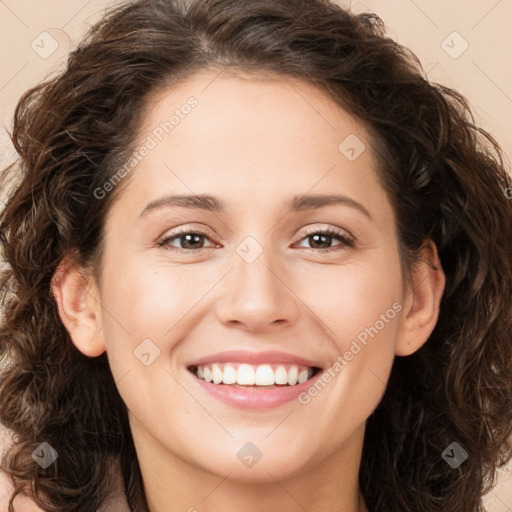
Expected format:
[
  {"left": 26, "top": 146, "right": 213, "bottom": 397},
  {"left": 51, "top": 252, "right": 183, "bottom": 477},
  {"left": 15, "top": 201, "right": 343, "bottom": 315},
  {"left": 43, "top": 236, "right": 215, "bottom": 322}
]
[
  {"left": 299, "top": 225, "right": 354, "bottom": 240},
  {"left": 161, "top": 224, "right": 352, "bottom": 239}
]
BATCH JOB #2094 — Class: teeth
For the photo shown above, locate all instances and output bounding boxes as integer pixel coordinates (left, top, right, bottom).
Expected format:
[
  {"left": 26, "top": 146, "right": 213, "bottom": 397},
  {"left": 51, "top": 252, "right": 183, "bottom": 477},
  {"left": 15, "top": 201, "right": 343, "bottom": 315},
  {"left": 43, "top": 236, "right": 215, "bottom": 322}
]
[
  {"left": 287, "top": 366, "right": 298, "bottom": 385},
  {"left": 237, "top": 364, "right": 255, "bottom": 385},
  {"left": 203, "top": 366, "right": 213, "bottom": 383},
  {"left": 212, "top": 364, "right": 223, "bottom": 384},
  {"left": 222, "top": 364, "right": 237, "bottom": 384},
  {"left": 298, "top": 369, "right": 309, "bottom": 384},
  {"left": 274, "top": 366, "right": 288, "bottom": 385},
  {"left": 192, "top": 362, "right": 315, "bottom": 387},
  {"left": 255, "top": 364, "right": 274, "bottom": 385}
]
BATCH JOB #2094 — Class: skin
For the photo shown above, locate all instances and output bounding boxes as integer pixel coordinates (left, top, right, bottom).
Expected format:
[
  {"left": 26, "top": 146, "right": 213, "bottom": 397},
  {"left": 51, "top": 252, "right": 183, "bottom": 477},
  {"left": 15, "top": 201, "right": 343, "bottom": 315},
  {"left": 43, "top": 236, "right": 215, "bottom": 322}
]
[{"left": 52, "top": 70, "right": 445, "bottom": 512}]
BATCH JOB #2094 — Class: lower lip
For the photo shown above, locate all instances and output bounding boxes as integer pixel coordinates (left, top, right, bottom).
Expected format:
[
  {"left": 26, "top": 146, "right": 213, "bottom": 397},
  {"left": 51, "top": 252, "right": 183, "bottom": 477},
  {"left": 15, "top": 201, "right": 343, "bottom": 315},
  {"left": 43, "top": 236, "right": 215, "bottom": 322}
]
[{"left": 188, "top": 369, "right": 322, "bottom": 409}]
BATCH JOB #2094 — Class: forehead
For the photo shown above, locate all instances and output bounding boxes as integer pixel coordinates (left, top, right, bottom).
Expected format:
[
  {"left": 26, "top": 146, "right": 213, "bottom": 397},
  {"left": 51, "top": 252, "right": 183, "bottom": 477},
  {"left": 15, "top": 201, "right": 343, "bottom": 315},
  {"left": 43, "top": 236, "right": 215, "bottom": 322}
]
[
  {"left": 139, "top": 69, "right": 365, "bottom": 144},
  {"left": 104, "top": 70, "right": 393, "bottom": 227}
]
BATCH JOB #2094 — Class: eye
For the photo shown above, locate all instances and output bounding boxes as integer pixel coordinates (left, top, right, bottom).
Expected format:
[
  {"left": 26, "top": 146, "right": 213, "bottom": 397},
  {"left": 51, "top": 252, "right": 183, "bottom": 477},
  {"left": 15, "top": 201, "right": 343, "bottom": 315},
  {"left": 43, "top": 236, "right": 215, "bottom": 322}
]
[
  {"left": 157, "top": 228, "right": 217, "bottom": 252},
  {"left": 294, "top": 227, "right": 355, "bottom": 252}
]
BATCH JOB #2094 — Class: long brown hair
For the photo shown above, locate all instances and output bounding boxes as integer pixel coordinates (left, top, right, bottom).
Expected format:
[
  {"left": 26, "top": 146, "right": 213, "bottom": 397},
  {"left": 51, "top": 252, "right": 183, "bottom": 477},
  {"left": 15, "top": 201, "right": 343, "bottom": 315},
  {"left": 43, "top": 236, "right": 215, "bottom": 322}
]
[{"left": 1, "top": 0, "right": 511, "bottom": 510}]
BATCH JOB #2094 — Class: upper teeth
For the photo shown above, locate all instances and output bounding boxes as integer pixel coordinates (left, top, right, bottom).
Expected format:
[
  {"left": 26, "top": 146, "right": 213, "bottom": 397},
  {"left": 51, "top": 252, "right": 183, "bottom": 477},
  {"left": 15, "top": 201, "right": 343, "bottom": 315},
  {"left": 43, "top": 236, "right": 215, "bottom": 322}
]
[{"left": 193, "top": 363, "right": 314, "bottom": 386}]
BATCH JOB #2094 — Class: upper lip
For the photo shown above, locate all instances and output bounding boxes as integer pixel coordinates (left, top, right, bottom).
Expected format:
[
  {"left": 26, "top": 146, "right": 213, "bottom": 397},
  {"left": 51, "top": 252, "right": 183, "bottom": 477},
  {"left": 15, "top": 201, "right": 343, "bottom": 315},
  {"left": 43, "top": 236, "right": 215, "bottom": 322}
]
[{"left": 187, "top": 350, "right": 323, "bottom": 369}]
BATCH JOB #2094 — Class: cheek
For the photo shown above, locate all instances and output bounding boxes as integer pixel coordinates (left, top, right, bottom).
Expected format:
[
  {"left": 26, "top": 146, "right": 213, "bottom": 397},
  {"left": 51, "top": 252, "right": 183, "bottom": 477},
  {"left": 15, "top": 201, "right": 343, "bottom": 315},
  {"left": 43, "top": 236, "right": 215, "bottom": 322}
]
[
  {"left": 297, "top": 262, "right": 401, "bottom": 435},
  {"left": 300, "top": 250, "right": 402, "bottom": 402},
  {"left": 304, "top": 256, "right": 403, "bottom": 346},
  {"left": 96, "top": 258, "right": 204, "bottom": 418},
  {"left": 104, "top": 261, "right": 197, "bottom": 326},
  {"left": 96, "top": 254, "right": 196, "bottom": 374}
]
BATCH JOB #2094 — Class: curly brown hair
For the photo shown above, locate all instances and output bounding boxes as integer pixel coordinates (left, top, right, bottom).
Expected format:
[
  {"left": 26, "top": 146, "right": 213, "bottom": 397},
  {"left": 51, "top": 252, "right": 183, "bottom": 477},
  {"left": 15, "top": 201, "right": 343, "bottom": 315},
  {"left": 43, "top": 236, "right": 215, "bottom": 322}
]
[{"left": 1, "top": 0, "right": 511, "bottom": 511}]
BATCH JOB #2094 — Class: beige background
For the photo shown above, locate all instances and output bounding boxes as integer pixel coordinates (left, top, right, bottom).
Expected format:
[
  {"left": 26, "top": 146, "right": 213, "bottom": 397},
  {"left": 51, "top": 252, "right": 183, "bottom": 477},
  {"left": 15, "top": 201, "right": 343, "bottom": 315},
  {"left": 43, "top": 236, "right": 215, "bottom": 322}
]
[{"left": 0, "top": 0, "right": 511, "bottom": 510}]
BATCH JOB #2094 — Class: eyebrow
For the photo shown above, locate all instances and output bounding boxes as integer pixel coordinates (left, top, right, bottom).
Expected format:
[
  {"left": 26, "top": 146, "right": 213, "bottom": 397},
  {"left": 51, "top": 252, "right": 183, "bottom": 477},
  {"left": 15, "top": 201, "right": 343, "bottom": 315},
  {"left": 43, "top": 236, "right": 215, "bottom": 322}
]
[{"left": 138, "top": 193, "right": 373, "bottom": 221}]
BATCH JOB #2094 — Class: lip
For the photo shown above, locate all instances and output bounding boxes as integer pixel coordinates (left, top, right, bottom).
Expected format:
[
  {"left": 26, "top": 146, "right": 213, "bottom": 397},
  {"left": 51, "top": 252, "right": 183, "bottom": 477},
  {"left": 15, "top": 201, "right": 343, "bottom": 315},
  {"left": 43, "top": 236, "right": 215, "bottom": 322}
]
[
  {"left": 187, "top": 366, "right": 323, "bottom": 409},
  {"left": 186, "top": 350, "right": 323, "bottom": 369}
]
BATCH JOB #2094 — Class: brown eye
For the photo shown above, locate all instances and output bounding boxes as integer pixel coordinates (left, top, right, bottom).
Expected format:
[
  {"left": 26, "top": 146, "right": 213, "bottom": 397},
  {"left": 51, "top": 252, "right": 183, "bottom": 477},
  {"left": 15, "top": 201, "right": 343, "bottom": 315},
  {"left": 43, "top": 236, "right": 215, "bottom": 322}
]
[
  {"left": 295, "top": 228, "right": 355, "bottom": 251},
  {"left": 157, "top": 229, "right": 217, "bottom": 251}
]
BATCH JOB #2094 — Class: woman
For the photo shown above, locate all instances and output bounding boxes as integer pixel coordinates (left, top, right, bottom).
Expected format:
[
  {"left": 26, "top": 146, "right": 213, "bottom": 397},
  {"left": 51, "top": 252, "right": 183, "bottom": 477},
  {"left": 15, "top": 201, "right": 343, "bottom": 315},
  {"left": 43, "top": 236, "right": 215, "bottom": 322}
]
[{"left": 1, "top": 0, "right": 511, "bottom": 511}]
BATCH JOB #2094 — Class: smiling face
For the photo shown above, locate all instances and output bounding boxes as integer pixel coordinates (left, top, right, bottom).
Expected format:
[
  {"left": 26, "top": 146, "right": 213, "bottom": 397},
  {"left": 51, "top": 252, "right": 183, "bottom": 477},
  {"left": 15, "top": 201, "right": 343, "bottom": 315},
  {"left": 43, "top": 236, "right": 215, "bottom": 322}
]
[{"left": 52, "top": 69, "right": 444, "bottom": 504}]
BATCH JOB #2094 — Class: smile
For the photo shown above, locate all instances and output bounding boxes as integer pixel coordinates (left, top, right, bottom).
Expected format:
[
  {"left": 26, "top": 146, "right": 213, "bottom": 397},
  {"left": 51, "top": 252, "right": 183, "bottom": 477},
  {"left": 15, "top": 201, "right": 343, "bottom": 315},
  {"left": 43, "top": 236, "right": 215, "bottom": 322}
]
[{"left": 188, "top": 362, "right": 320, "bottom": 387}]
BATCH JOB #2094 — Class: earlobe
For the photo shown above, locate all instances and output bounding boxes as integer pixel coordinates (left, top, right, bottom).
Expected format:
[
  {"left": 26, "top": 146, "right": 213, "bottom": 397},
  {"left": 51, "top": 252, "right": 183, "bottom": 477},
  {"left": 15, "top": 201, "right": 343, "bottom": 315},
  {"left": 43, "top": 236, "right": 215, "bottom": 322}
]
[
  {"left": 395, "top": 240, "right": 446, "bottom": 357},
  {"left": 50, "top": 255, "right": 106, "bottom": 357}
]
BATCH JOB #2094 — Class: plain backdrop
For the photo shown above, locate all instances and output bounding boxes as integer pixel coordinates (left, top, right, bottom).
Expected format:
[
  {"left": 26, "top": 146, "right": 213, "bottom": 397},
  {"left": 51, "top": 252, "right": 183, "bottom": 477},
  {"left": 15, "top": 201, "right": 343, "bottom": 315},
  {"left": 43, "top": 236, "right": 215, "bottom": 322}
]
[{"left": 0, "top": 1, "right": 511, "bottom": 510}]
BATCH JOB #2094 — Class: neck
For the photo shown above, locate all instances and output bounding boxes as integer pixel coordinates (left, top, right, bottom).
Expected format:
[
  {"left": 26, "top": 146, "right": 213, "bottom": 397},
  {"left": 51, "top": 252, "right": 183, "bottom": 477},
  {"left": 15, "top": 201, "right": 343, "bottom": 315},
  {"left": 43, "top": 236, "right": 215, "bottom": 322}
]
[{"left": 130, "top": 415, "right": 369, "bottom": 512}]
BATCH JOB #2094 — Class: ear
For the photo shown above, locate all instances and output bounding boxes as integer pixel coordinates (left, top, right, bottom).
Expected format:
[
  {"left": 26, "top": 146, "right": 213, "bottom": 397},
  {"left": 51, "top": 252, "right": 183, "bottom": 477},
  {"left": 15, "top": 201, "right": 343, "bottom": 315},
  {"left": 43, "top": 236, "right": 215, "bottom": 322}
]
[
  {"left": 395, "top": 239, "right": 446, "bottom": 356},
  {"left": 50, "top": 255, "right": 106, "bottom": 357}
]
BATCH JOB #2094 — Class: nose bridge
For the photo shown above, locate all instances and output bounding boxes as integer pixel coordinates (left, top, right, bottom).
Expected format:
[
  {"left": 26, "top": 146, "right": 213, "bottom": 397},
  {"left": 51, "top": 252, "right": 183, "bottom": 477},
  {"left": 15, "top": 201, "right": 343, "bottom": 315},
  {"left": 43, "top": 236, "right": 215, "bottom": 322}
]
[
  {"left": 214, "top": 232, "right": 299, "bottom": 331},
  {"left": 236, "top": 234, "right": 280, "bottom": 294}
]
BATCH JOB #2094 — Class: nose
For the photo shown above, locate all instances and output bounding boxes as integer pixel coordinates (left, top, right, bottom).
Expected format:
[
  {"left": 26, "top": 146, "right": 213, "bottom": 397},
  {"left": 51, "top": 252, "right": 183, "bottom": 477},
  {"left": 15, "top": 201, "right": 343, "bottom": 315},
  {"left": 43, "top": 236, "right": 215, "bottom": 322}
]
[{"left": 214, "top": 245, "right": 301, "bottom": 333}]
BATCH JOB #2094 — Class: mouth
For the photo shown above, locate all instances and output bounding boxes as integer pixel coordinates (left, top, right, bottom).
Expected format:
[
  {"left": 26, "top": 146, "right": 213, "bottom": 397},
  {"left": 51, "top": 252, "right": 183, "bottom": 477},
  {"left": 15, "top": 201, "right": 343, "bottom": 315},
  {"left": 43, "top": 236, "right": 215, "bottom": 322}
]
[
  {"left": 184, "top": 350, "right": 326, "bottom": 408},
  {"left": 187, "top": 362, "right": 323, "bottom": 389}
]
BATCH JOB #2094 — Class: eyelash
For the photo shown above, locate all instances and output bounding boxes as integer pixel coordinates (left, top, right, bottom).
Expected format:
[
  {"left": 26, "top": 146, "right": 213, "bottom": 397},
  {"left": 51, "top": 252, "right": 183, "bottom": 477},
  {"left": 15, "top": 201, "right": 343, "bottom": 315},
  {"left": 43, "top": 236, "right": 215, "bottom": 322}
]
[{"left": 156, "top": 226, "right": 355, "bottom": 253}]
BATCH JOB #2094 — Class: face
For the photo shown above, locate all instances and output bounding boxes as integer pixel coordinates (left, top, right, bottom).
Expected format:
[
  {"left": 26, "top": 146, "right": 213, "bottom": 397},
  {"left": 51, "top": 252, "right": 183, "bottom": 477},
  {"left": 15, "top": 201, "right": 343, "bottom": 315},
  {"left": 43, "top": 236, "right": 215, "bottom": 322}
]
[{"left": 58, "top": 69, "right": 443, "bottom": 485}]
